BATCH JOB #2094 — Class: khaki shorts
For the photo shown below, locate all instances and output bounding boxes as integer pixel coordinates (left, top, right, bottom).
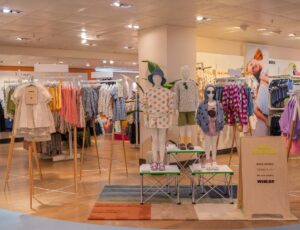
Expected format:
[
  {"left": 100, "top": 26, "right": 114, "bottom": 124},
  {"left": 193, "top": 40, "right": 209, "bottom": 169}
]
[{"left": 178, "top": 112, "right": 196, "bottom": 126}]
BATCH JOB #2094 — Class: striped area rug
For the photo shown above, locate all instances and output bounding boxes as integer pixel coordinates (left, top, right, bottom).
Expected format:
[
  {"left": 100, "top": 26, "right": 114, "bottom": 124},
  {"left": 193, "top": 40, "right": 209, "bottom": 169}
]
[{"left": 88, "top": 185, "right": 237, "bottom": 220}]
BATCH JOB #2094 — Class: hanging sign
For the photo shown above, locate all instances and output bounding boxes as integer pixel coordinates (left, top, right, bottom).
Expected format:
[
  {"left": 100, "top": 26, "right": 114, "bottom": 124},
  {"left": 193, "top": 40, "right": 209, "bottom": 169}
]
[
  {"left": 240, "top": 136, "right": 291, "bottom": 219},
  {"left": 25, "top": 85, "right": 38, "bottom": 105}
]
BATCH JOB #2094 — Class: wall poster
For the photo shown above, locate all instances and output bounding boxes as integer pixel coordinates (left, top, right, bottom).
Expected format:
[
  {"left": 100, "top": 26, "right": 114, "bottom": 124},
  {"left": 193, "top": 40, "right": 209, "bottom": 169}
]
[{"left": 245, "top": 44, "right": 269, "bottom": 136}]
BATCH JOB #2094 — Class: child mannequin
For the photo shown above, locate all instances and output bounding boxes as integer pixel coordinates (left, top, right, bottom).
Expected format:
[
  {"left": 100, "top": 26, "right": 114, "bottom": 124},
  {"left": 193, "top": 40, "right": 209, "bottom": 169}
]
[
  {"left": 143, "top": 68, "right": 175, "bottom": 171},
  {"left": 174, "top": 65, "right": 198, "bottom": 150},
  {"left": 196, "top": 85, "right": 224, "bottom": 169}
]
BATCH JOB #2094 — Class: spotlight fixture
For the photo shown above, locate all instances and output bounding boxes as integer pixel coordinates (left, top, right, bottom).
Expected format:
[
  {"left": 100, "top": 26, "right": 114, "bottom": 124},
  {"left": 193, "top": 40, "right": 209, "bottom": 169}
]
[
  {"left": 109, "top": 60, "right": 114, "bottom": 64},
  {"left": 102, "top": 60, "right": 107, "bottom": 64},
  {"left": 196, "top": 15, "right": 211, "bottom": 22},
  {"left": 111, "top": 1, "right": 132, "bottom": 8},
  {"left": 288, "top": 33, "right": 296, "bottom": 37},
  {"left": 257, "top": 28, "right": 267, "bottom": 32},
  {"left": 59, "top": 61, "right": 64, "bottom": 64},
  {"left": 123, "top": 45, "right": 134, "bottom": 50},
  {"left": 86, "top": 63, "right": 90, "bottom": 67},
  {"left": 81, "top": 39, "right": 87, "bottom": 44},
  {"left": 132, "top": 62, "right": 137, "bottom": 65},
  {"left": 127, "top": 24, "right": 139, "bottom": 30},
  {"left": 1, "top": 7, "right": 22, "bottom": 14}
]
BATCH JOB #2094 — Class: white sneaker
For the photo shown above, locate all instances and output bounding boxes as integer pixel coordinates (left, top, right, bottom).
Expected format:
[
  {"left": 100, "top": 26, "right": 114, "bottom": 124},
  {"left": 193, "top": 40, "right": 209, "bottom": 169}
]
[
  {"left": 205, "top": 163, "right": 212, "bottom": 170},
  {"left": 212, "top": 162, "right": 218, "bottom": 170}
]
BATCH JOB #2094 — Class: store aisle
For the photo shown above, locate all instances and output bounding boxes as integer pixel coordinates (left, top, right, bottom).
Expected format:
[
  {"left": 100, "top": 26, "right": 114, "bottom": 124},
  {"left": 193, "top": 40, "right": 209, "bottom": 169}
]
[{"left": 0, "top": 136, "right": 300, "bottom": 229}]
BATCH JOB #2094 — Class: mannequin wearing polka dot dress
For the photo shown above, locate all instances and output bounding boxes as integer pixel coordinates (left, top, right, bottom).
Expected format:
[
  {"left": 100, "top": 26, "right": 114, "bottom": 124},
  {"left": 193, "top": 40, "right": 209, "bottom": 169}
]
[{"left": 142, "top": 68, "right": 175, "bottom": 171}]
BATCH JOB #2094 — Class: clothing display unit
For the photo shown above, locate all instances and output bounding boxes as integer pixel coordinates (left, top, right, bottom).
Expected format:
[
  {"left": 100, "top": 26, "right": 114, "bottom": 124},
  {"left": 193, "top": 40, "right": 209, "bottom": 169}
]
[
  {"left": 197, "top": 84, "right": 224, "bottom": 169},
  {"left": 142, "top": 68, "right": 175, "bottom": 171},
  {"left": 2, "top": 0, "right": 300, "bottom": 228},
  {"left": 79, "top": 79, "right": 128, "bottom": 184},
  {"left": 174, "top": 65, "right": 198, "bottom": 150}
]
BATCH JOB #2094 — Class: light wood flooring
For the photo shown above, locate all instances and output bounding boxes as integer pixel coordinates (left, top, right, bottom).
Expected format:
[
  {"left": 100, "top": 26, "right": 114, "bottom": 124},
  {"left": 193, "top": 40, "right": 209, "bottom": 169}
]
[{"left": 0, "top": 135, "right": 300, "bottom": 229}]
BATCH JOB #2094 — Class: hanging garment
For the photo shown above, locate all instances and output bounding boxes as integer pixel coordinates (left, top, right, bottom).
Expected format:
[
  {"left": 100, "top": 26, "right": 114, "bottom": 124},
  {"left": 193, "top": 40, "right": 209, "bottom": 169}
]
[
  {"left": 221, "top": 85, "right": 248, "bottom": 126},
  {"left": 279, "top": 98, "right": 300, "bottom": 140},
  {"left": 12, "top": 83, "right": 55, "bottom": 142},
  {"left": 6, "top": 86, "right": 16, "bottom": 119},
  {"left": 111, "top": 86, "right": 126, "bottom": 121},
  {"left": 81, "top": 87, "right": 98, "bottom": 121},
  {"left": 270, "top": 115, "right": 281, "bottom": 136},
  {"left": 40, "top": 132, "right": 62, "bottom": 157},
  {"left": 0, "top": 100, "right": 6, "bottom": 132}
]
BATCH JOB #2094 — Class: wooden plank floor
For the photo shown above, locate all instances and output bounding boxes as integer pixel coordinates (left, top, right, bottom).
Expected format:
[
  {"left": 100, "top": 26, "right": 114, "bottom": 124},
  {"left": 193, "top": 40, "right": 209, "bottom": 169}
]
[{"left": 0, "top": 135, "right": 300, "bottom": 229}]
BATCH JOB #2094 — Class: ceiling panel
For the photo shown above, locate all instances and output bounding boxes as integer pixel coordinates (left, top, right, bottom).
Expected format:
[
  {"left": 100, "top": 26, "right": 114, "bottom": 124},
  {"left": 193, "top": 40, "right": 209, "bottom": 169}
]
[{"left": 1, "top": 0, "right": 300, "bottom": 58}]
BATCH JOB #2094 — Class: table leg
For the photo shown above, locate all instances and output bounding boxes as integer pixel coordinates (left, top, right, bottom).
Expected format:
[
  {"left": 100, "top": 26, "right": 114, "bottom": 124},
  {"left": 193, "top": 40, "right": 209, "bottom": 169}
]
[
  {"left": 177, "top": 175, "right": 180, "bottom": 204},
  {"left": 140, "top": 175, "right": 143, "bottom": 204},
  {"left": 192, "top": 176, "right": 195, "bottom": 204},
  {"left": 200, "top": 175, "right": 205, "bottom": 194},
  {"left": 229, "top": 175, "right": 234, "bottom": 204}
]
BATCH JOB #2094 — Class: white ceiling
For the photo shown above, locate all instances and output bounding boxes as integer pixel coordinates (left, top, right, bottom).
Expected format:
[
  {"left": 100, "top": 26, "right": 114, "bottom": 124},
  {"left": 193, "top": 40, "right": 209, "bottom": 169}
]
[{"left": 1, "top": 0, "right": 300, "bottom": 67}]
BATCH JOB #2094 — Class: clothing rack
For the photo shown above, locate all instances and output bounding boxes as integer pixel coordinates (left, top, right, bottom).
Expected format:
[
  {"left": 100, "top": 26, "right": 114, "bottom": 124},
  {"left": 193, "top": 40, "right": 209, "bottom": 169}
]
[
  {"left": 79, "top": 79, "right": 128, "bottom": 184},
  {"left": 287, "top": 90, "right": 300, "bottom": 160},
  {"left": 2, "top": 73, "right": 87, "bottom": 208},
  {"left": 214, "top": 77, "right": 253, "bottom": 166}
]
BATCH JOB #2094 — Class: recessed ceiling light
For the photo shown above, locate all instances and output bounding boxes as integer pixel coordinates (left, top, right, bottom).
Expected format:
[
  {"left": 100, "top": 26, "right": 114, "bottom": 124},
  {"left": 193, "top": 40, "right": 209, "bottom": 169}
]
[
  {"left": 84, "top": 43, "right": 90, "bottom": 46},
  {"left": 288, "top": 33, "right": 296, "bottom": 37},
  {"left": 103, "top": 60, "right": 107, "bottom": 64},
  {"left": 91, "top": 43, "right": 97, "bottom": 47},
  {"left": 127, "top": 24, "right": 139, "bottom": 30},
  {"left": 81, "top": 39, "right": 87, "bottom": 44},
  {"left": 123, "top": 45, "right": 134, "bottom": 49},
  {"left": 1, "top": 7, "right": 22, "bottom": 14},
  {"left": 81, "top": 28, "right": 86, "bottom": 32},
  {"left": 16, "top": 37, "right": 30, "bottom": 41},
  {"left": 59, "top": 61, "right": 64, "bottom": 64},
  {"left": 132, "top": 62, "right": 137, "bottom": 65},
  {"left": 110, "top": 60, "right": 114, "bottom": 64},
  {"left": 257, "top": 28, "right": 267, "bottom": 32},
  {"left": 196, "top": 15, "right": 211, "bottom": 22},
  {"left": 86, "top": 63, "right": 90, "bottom": 67},
  {"left": 17, "top": 61, "right": 22, "bottom": 65},
  {"left": 111, "top": 1, "right": 132, "bottom": 8}
]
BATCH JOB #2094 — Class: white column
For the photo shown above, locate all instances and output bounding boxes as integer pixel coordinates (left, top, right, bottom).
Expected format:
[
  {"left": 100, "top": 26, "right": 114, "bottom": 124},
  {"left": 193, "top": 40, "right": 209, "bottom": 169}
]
[{"left": 138, "top": 25, "right": 197, "bottom": 159}]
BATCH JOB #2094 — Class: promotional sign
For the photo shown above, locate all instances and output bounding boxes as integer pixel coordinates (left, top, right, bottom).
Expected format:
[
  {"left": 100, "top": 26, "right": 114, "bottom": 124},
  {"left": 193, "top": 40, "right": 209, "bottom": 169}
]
[
  {"left": 240, "top": 136, "right": 291, "bottom": 219},
  {"left": 245, "top": 44, "right": 269, "bottom": 136}
]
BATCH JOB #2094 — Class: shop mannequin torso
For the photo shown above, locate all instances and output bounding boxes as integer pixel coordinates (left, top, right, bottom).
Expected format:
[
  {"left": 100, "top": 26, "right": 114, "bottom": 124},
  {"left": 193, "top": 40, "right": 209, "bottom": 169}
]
[{"left": 175, "top": 65, "right": 198, "bottom": 150}]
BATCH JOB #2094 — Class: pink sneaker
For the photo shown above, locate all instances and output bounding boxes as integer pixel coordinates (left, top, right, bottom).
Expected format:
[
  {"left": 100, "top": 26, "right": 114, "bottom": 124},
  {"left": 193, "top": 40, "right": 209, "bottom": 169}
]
[
  {"left": 158, "top": 162, "right": 165, "bottom": 171},
  {"left": 150, "top": 162, "right": 158, "bottom": 171}
]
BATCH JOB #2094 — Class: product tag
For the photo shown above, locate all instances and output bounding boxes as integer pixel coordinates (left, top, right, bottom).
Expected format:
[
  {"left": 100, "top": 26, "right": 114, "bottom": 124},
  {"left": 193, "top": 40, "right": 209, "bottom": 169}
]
[{"left": 25, "top": 85, "right": 38, "bottom": 105}]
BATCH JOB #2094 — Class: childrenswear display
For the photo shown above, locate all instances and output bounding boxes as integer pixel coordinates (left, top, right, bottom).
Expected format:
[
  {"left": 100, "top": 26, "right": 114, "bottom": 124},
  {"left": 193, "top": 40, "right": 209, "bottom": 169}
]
[
  {"left": 269, "top": 79, "right": 290, "bottom": 109},
  {"left": 143, "top": 68, "right": 175, "bottom": 171},
  {"left": 279, "top": 95, "right": 300, "bottom": 154},
  {"left": 197, "top": 85, "right": 224, "bottom": 169},
  {"left": 221, "top": 84, "right": 249, "bottom": 126}
]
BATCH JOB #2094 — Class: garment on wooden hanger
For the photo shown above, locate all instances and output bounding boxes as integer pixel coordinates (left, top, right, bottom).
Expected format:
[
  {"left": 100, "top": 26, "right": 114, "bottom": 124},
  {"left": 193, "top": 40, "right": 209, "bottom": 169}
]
[{"left": 12, "top": 82, "right": 55, "bottom": 142}]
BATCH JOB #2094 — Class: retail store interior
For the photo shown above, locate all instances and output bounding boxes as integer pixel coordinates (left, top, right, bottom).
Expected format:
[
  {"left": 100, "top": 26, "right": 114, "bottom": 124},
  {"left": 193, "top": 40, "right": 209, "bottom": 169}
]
[{"left": 1, "top": 0, "right": 300, "bottom": 229}]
